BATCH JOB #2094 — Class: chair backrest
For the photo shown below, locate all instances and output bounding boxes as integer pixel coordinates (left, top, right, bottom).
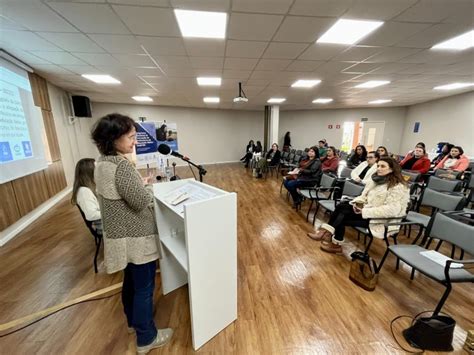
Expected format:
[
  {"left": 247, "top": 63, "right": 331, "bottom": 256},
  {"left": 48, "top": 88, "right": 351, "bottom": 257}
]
[
  {"left": 421, "top": 188, "right": 465, "bottom": 211},
  {"left": 339, "top": 166, "right": 353, "bottom": 179},
  {"left": 434, "top": 168, "right": 462, "bottom": 180},
  {"left": 290, "top": 148, "right": 296, "bottom": 154},
  {"left": 295, "top": 149, "right": 303, "bottom": 156},
  {"left": 342, "top": 180, "right": 365, "bottom": 197},
  {"left": 77, "top": 206, "right": 101, "bottom": 239},
  {"left": 427, "top": 176, "right": 462, "bottom": 192},
  {"left": 402, "top": 170, "right": 421, "bottom": 182},
  {"left": 287, "top": 152, "right": 295, "bottom": 162},
  {"left": 281, "top": 151, "right": 289, "bottom": 160},
  {"left": 293, "top": 154, "right": 302, "bottom": 163},
  {"left": 320, "top": 173, "right": 337, "bottom": 189},
  {"left": 429, "top": 212, "right": 474, "bottom": 255}
]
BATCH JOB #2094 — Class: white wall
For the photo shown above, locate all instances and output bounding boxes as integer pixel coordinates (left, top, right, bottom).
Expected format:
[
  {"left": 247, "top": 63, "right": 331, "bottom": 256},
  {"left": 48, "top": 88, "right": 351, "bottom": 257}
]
[
  {"left": 279, "top": 106, "right": 407, "bottom": 154},
  {"left": 401, "top": 91, "right": 474, "bottom": 156}
]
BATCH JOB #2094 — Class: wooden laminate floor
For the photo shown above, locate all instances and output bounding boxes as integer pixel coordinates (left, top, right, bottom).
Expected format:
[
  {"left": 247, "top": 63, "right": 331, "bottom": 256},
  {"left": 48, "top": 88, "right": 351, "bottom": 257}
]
[{"left": 0, "top": 163, "right": 472, "bottom": 354}]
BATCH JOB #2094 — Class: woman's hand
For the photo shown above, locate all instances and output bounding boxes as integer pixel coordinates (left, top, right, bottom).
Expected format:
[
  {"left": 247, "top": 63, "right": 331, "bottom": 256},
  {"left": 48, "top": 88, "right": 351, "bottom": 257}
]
[{"left": 353, "top": 205, "right": 362, "bottom": 214}]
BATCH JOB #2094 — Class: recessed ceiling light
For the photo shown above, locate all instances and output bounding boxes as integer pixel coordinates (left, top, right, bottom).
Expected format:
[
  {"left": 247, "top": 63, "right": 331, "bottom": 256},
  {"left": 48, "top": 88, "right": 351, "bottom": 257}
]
[
  {"left": 197, "top": 77, "right": 221, "bottom": 86},
  {"left": 132, "top": 96, "right": 153, "bottom": 102},
  {"left": 432, "top": 30, "right": 474, "bottom": 50},
  {"left": 291, "top": 79, "right": 321, "bottom": 88},
  {"left": 174, "top": 9, "right": 227, "bottom": 39},
  {"left": 316, "top": 19, "right": 384, "bottom": 45},
  {"left": 433, "top": 82, "right": 474, "bottom": 90},
  {"left": 355, "top": 80, "right": 390, "bottom": 89},
  {"left": 267, "top": 98, "right": 286, "bottom": 104},
  {"left": 203, "top": 97, "right": 220, "bottom": 103},
  {"left": 82, "top": 74, "right": 120, "bottom": 84},
  {"left": 369, "top": 99, "right": 392, "bottom": 104},
  {"left": 313, "top": 98, "right": 333, "bottom": 104}
]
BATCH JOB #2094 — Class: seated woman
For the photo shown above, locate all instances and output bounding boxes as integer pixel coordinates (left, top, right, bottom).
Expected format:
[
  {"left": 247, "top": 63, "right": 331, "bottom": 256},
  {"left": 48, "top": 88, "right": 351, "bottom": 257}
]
[
  {"left": 308, "top": 157, "right": 409, "bottom": 255},
  {"left": 376, "top": 146, "right": 389, "bottom": 157},
  {"left": 321, "top": 146, "right": 339, "bottom": 174},
  {"left": 255, "top": 143, "right": 281, "bottom": 178},
  {"left": 350, "top": 151, "right": 379, "bottom": 184},
  {"left": 434, "top": 146, "right": 469, "bottom": 173},
  {"left": 431, "top": 143, "right": 453, "bottom": 166},
  {"left": 399, "top": 145, "right": 431, "bottom": 174},
  {"left": 347, "top": 145, "right": 367, "bottom": 168},
  {"left": 71, "top": 158, "right": 102, "bottom": 232},
  {"left": 241, "top": 140, "right": 255, "bottom": 168},
  {"left": 283, "top": 146, "right": 321, "bottom": 207}
]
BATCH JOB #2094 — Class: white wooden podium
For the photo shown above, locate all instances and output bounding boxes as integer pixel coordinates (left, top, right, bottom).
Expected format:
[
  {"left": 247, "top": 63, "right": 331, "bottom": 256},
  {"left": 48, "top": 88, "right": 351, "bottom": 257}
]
[{"left": 153, "top": 179, "right": 237, "bottom": 350}]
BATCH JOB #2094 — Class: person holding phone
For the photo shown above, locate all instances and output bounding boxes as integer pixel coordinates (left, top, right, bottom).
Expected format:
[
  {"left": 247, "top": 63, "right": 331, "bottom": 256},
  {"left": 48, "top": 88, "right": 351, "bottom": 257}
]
[{"left": 308, "top": 157, "right": 409, "bottom": 255}]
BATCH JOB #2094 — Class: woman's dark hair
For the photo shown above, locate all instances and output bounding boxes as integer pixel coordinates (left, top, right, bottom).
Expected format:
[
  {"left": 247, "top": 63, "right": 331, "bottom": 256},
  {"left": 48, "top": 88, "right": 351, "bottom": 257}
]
[
  {"left": 377, "top": 146, "right": 389, "bottom": 156},
  {"left": 379, "top": 156, "right": 407, "bottom": 189},
  {"left": 284, "top": 132, "right": 290, "bottom": 138},
  {"left": 256, "top": 141, "right": 262, "bottom": 148},
  {"left": 327, "top": 146, "right": 338, "bottom": 157},
  {"left": 443, "top": 143, "right": 454, "bottom": 153},
  {"left": 450, "top": 146, "right": 464, "bottom": 158},
  {"left": 91, "top": 113, "right": 137, "bottom": 156},
  {"left": 272, "top": 143, "right": 279, "bottom": 149},
  {"left": 415, "top": 142, "right": 426, "bottom": 149},
  {"left": 71, "top": 158, "right": 96, "bottom": 205},
  {"left": 248, "top": 140, "right": 254, "bottom": 145},
  {"left": 308, "top": 146, "right": 320, "bottom": 159},
  {"left": 350, "top": 145, "right": 367, "bottom": 164}
]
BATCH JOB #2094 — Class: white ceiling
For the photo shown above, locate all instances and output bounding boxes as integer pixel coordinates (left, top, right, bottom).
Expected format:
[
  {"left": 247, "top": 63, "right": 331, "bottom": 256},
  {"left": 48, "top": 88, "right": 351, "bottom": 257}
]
[{"left": 1, "top": 0, "right": 473, "bottom": 111}]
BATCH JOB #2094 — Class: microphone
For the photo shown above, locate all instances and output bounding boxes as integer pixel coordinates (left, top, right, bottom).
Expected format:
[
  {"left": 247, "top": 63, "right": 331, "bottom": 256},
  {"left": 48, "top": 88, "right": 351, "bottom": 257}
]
[{"left": 157, "top": 143, "right": 187, "bottom": 159}]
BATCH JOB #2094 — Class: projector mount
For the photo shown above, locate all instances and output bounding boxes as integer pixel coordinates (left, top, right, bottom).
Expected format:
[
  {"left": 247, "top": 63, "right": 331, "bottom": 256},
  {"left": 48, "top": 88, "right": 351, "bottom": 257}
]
[{"left": 233, "top": 82, "right": 248, "bottom": 103}]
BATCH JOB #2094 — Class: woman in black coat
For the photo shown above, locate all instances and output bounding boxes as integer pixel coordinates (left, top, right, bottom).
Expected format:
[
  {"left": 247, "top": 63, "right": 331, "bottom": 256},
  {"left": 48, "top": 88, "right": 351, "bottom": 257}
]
[
  {"left": 241, "top": 140, "right": 255, "bottom": 167},
  {"left": 255, "top": 143, "right": 281, "bottom": 178}
]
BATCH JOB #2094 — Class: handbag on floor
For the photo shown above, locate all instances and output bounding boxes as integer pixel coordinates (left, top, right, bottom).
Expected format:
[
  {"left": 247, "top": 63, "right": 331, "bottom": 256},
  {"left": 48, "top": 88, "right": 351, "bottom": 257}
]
[
  {"left": 390, "top": 311, "right": 456, "bottom": 353},
  {"left": 349, "top": 251, "right": 378, "bottom": 291}
]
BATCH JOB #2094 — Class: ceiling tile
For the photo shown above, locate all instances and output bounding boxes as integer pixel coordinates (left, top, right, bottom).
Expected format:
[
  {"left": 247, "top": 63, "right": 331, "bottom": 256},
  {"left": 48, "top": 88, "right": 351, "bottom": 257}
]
[
  {"left": 110, "top": 0, "right": 170, "bottom": 5},
  {"left": 394, "top": 0, "right": 473, "bottom": 23},
  {"left": 170, "top": 0, "right": 230, "bottom": 11},
  {"left": 138, "top": 36, "right": 186, "bottom": 56},
  {"left": 371, "top": 63, "right": 417, "bottom": 74},
  {"left": 224, "top": 57, "right": 259, "bottom": 70},
  {"left": 28, "top": 51, "right": 87, "bottom": 65},
  {"left": 289, "top": 0, "right": 352, "bottom": 17},
  {"left": 232, "top": 0, "right": 293, "bottom": 14},
  {"left": 396, "top": 23, "right": 473, "bottom": 48},
  {"left": 359, "top": 22, "right": 432, "bottom": 46},
  {"left": 273, "top": 16, "right": 334, "bottom": 43},
  {"left": 0, "top": 15, "right": 27, "bottom": 30},
  {"left": 228, "top": 13, "right": 283, "bottom": 41},
  {"left": 59, "top": 65, "right": 98, "bottom": 75},
  {"left": 32, "top": 64, "right": 76, "bottom": 76},
  {"left": 366, "top": 47, "right": 422, "bottom": 63},
  {"left": 1, "top": 30, "right": 61, "bottom": 51},
  {"left": 183, "top": 39, "right": 225, "bottom": 56},
  {"left": 88, "top": 34, "right": 144, "bottom": 53},
  {"left": 333, "top": 46, "right": 382, "bottom": 61},
  {"left": 343, "top": 0, "right": 417, "bottom": 20},
  {"left": 225, "top": 40, "right": 268, "bottom": 58},
  {"left": 112, "top": 5, "right": 180, "bottom": 36},
  {"left": 155, "top": 56, "right": 192, "bottom": 70},
  {"left": 255, "top": 59, "right": 292, "bottom": 71},
  {"left": 71, "top": 53, "right": 121, "bottom": 66},
  {"left": 285, "top": 60, "right": 325, "bottom": 72},
  {"left": 262, "top": 42, "right": 308, "bottom": 59},
  {"left": 48, "top": 3, "right": 130, "bottom": 34},
  {"left": 298, "top": 44, "right": 346, "bottom": 61},
  {"left": 37, "top": 33, "right": 105, "bottom": 53},
  {"left": 3, "top": 50, "right": 53, "bottom": 65},
  {"left": 189, "top": 56, "right": 224, "bottom": 69},
  {"left": 400, "top": 49, "right": 474, "bottom": 65},
  {"left": 222, "top": 70, "right": 252, "bottom": 79},
  {"left": 1, "top": 1, "right": 78, "bottom": 32},
  {"left": 342, "top": 62, "right": 380, "bottom": 74},
  {"left": 113, "top": 54, "right": 155, "bottom": 66}
]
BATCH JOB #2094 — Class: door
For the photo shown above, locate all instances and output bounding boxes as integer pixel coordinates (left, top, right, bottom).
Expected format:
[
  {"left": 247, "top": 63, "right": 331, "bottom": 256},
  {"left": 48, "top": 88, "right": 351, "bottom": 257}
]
[{"left": 361, "top": 121, "right": 385, "bottom": 152}]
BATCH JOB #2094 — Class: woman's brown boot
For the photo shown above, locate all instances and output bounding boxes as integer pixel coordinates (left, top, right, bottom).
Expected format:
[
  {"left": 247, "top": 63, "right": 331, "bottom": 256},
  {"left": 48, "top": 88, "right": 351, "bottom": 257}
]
[{"left": 307, "top": 223, "right": 335, "bottom": 242}]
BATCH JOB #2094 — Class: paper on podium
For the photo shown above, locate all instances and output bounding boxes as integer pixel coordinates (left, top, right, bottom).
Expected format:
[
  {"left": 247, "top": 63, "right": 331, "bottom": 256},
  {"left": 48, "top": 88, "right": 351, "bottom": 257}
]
[{"left": 162, "top": 182, "right": 218, "bottom": 215}]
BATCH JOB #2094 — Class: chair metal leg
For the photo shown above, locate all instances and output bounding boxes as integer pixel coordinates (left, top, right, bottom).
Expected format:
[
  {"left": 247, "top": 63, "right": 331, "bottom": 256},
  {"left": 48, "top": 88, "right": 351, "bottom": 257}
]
[
  {"left": 433, "top": 285, "right": 452, "bottom": 316},
  {"left": 450, "top": 245, "right": 456, "bottom": 259},
  {"left": 435, "top": 239, "right": 443, "bottom": 251},
  {"left": 363, "top": 235, "right": 373, "bottom": 253},
  {"left": 460, "top": 249, "right": 464, "bottom": 260},
  {"left": 94, "top": 236, "right": 102, "bottom": 273},
  {"left": 410, "top": 268, "right": 416, "bottom": 280},
  {"left": 396, "top": 257, "right": 400, "bottom": 270},
  {"left": 306, "top": 200, "right": 314, "bottom": 221}
]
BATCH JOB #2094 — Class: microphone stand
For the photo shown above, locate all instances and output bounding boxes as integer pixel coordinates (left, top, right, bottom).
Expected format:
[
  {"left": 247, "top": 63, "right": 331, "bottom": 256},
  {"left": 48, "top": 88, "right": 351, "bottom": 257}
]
[{"left": 180, "top": 157, "right": 207, "bottom": 182}]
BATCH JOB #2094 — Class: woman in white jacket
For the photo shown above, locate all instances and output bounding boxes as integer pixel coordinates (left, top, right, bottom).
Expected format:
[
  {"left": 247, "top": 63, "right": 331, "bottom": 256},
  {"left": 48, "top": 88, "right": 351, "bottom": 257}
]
[
  {"left": 310, "top": 157, "right": 410, "bottom": 254},
  {"left": 350, "top": 150, "right": 379, "bottom": 184},
  {"left": 71, "top": 158, "right": 102, "bottom": 231}
]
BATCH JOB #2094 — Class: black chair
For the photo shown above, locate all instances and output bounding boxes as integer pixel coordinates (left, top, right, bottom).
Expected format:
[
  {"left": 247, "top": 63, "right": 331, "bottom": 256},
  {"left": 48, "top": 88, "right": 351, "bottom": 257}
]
[
  {"left": 77, "top": 206, "right": 102, "bottom": 273},
  {"left": 298, "top": 173, "right": 338, "bottom": 222},
  {"left": 377, "top": 212, "right": 474, "bottom": 316}
]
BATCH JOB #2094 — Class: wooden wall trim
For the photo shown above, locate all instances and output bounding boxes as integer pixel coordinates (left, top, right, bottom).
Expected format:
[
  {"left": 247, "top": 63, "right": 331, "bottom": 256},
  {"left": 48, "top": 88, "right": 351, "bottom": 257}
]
[
  {"left": 42, "top": 110, "right": 61, "bottom": 161},
  {"left": 0, "top": 182, "right": 21, "bottom": 230}
]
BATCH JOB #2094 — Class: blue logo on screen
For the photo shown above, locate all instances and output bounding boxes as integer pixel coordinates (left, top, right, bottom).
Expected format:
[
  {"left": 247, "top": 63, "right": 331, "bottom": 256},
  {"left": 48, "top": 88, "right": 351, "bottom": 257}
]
[
  {"left": 22, "top": 141, "right": 32, "bottom": 157},
  {"left": 0, "top": 142, "right": 13, "bottom": 162}
]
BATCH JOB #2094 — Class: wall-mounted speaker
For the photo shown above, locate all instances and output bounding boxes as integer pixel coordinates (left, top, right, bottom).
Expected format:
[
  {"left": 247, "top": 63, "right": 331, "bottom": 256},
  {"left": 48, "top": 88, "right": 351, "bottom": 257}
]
[{"left": 71, "top": 95, "right": 92, "bottom": 117}]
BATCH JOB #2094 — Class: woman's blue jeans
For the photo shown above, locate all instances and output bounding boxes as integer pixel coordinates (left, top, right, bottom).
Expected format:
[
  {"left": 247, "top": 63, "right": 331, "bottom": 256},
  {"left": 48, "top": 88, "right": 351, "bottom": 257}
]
[{"left": 122, "top": 261, "right": 158, "bottom": 346}]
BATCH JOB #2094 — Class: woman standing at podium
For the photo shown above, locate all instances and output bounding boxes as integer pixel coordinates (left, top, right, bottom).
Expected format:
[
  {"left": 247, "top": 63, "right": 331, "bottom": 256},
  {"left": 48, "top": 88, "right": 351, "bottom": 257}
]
[{"left": 92, "top": 113, "right": 173, "bottom": 354}]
